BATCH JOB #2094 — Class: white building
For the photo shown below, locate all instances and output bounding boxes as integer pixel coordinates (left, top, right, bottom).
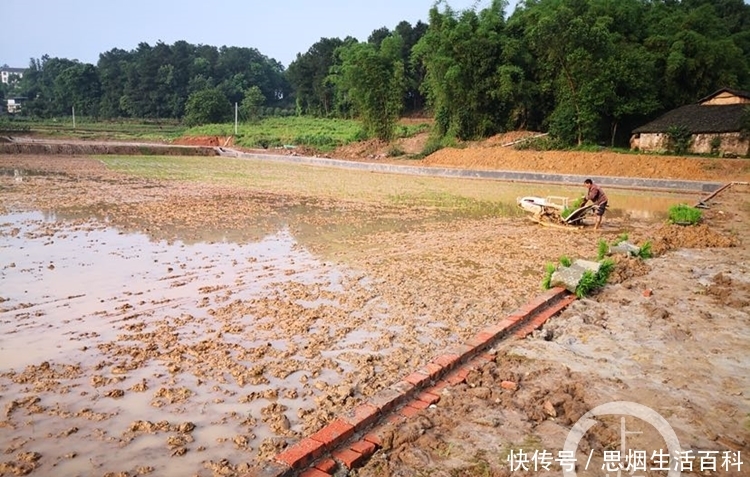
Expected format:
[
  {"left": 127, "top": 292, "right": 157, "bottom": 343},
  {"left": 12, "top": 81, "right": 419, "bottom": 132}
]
[{"left": 1, "top": 67, "right": 26, "bottom": 84}]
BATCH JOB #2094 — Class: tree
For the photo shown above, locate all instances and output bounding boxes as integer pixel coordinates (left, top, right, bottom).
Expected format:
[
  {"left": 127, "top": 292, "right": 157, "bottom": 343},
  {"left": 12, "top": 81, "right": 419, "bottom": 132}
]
[
  {"left": 286, "top": 37, "right": 347, "bottom": 116},
  {"left": 240, "top": 85, "right": 265, "bottom": 122},
  {"left": 333, "top": 35, "right": 406, "bottom": 141},
  {"left": 414, "top": 0, "right": 511, "bottom": 140},
  {"left": 183, "top": 88, "right": 231, "bottom": 126}
]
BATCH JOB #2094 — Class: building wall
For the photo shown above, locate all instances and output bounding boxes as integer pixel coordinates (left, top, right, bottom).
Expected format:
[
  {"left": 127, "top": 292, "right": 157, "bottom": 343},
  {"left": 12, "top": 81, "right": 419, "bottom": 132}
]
[
  {"left": 692, "top": 132, "right": 749, "bottom": 156},
  {"left": 631, "top": 132, "right": 749, "bottom": 157}
]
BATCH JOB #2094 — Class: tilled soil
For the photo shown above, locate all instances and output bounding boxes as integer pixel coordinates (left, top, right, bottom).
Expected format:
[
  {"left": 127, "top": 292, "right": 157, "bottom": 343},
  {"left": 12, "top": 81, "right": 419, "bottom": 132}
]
[{"left": 0, "top": 153, "right": 748, "bottom": 477}]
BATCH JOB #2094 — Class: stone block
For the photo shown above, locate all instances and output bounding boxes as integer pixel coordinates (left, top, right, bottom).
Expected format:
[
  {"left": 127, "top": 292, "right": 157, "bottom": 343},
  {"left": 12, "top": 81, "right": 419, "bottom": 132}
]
[{"left": 609, "top": 241, "right": 641, "bottom": 257}]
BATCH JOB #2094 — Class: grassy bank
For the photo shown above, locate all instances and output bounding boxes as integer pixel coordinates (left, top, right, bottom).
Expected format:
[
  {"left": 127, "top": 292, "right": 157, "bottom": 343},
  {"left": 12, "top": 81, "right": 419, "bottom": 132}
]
[{"left": 184, "top": 117, "right": 431, "bottom": 151}]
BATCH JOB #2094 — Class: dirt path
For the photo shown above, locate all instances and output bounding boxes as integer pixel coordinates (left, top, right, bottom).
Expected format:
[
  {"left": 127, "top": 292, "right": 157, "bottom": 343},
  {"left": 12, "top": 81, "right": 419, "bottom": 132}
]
[{"left": 0, "top": 154, "right": 747, "bottom": 477}]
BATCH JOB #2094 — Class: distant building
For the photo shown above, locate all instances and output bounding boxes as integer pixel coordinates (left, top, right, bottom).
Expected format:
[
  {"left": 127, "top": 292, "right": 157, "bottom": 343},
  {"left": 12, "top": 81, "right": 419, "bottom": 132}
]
[
  {"left": 7, "top": 97, "right": 27, "bottom": 114},
  {"left": 1, "top": 67, "right": 26, "bottom": 84},
  {"left": 631, "top": 88, "right": 750, "bottom": 157}
]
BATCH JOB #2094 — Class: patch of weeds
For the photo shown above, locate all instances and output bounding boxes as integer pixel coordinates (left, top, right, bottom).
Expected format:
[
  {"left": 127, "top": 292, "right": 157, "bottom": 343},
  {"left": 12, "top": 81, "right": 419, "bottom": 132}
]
[
  {"left": 668, "top": 203, "right": 702, "bottom": 225},
  {"left": 559, "top": 256, "right": 572, "bottom": 267},
  {"left": 613, "top": 233, "right": 629, "bottom": 245},
  {"left": 387, "top": 145, "right": 405, "bottom": 157}
]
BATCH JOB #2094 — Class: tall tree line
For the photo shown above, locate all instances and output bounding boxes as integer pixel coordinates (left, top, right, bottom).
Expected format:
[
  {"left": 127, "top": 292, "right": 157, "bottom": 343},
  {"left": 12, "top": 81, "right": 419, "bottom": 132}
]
[
  {"left": 8, "top": 0, "right": 750, "bottom": 146},
  {"left": 16, "top": 41, "right": 291, "bottom": 121}
]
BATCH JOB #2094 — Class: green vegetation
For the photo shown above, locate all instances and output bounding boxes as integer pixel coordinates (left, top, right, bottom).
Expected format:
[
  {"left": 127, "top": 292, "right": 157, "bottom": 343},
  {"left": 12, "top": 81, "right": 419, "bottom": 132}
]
[
  {"left": 542, "top": 262, "right": 557, "bottom": 290},
  {"left": 0, "top": 117, "right": 186, "bottom": 141},
  {"left": 561, "top": 197, "right": 585, "bottom": 219},
  {"left": 667, "top": 125, "right": 693, "bottom": 155},
  {"left": 668, "top": 203, "right": 703, "bottom": 225},
  {"left": 597, "top": 239, "right": 610, "bottom": 261},
  {"left": 576, "top": 259, "right": 615, "bottom": 299},
  {"left": 598, "top": 234, "right": 654, "bottom": 260},
  {"left": 542, "top": 256, "right": 615, "bottom": 297},
  {"left": 183, "top": 116, "right": 429, "bottom": 151},
  {"left": 4, "top": 0, "right": 748, "bottom": 149}
]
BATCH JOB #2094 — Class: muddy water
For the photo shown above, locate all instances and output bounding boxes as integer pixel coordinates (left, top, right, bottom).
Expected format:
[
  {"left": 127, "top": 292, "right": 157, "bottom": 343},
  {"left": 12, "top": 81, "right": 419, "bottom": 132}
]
[
  {"left": 1, "top": 211, "right": 362, "bottom": 476},
  {"left": 0, "top": 184, "right": 698, "bottom": 476}
]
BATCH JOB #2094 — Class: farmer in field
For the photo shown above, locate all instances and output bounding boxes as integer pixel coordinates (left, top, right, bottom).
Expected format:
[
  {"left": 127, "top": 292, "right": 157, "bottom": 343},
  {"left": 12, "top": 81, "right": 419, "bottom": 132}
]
[{"left": 582, "top": 179, "right": 608, "bottom": 230}]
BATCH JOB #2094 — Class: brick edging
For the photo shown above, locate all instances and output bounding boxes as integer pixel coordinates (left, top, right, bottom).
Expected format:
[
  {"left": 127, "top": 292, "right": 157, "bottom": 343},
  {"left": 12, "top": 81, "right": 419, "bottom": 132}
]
[{"left": 249, "top": 287, "right": 573, "bottom": 477}]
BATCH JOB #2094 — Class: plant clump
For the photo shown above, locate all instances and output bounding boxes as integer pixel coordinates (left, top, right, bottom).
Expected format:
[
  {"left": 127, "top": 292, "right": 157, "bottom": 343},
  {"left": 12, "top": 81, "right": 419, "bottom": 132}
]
[{"left": 668, "top": 204, "right": 703, "bottom": 225}]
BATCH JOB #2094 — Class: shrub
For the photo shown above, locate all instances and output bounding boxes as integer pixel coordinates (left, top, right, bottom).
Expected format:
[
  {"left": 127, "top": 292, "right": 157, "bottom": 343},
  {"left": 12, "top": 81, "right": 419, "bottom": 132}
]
[
  {"left": 668, "top": 204, "right": 702, "bottom": 225},
  {"left": 667, "top": 125, "right": 692, "bottom": 154}
]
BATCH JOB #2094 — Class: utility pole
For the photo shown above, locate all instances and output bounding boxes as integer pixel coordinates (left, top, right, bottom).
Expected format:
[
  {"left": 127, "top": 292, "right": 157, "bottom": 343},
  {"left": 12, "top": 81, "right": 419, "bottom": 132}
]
[
  {"left": 234, "top": 102, "right": 238, "bottom": 135},
  {"left": 72, "top": 106, "right": 76, "bottom": 129}
]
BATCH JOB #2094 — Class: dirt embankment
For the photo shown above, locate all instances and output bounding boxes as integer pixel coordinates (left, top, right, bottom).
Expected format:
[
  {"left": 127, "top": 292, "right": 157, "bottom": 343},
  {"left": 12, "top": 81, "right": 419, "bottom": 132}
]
[{"left": 0, "top": 142, "right": 218, "bottom": 157}]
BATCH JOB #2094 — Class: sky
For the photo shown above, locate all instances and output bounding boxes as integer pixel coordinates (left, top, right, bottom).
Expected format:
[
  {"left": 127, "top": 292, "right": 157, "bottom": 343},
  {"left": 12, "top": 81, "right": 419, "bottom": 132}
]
[{"left": 3, "top": 0, "right": 519, "bottom": 69}]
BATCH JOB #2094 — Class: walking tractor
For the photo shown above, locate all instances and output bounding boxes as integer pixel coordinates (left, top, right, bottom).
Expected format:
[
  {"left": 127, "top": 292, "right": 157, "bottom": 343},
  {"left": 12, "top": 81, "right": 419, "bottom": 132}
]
[{"left": 517, "top": 195, "right": 598, "bottom": 229}]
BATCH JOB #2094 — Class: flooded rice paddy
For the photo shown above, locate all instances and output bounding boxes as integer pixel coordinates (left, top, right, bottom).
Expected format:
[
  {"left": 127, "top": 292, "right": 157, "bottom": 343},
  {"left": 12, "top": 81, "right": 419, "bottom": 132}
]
[{"left": 0, "top": 161, "right": 701, "bottom": 476}]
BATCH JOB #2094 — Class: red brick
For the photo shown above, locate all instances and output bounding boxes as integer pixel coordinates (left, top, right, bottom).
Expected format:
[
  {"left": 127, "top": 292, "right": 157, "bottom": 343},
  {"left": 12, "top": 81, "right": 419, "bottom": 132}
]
[
  {"left": 501, "top": 380, "right": 518, "bottom": 391},
  {"left": 416, "top": 391, "right": 440, "bottom": 405},
  {"left": 313, "top": 458, "right": 337, "bottom": 473},
  {"left": 309, "top": 419, "right": 355, "bottom": 450},
  {"left": 386, "top": 414, "right": 405, "bottom": 425},
  {"left": 445, "top": 367, "right": 470, "bottom": 385},
  {"left": 400, "top": 405, "right": 421, "bottom": 418},
  {"left": 447, "top": 344, "right": 476, "bottom": 360},
  {"left": 332, "top": 448, "right": 367, "bottom": 469},
  {"left": 466, "top": 331, "right": 496, "bottom": 350},
  {"left": 403, "top": 371, "right": 430, "bottom": 388},
  {"left": 495, "top": 317, "right": 518, "bottom": 330},
  {"left": 408, "top": 399, "right": 430, "bottom": 410},
  {"left": 341, "top": 403, "right": 380, "bottom": 431},
  {"left": 299, "top": 469, "right": 331, "bottom": 477},
  {"left": 368, "top": 387, "right": 405, "bottom": 414},
  {"left": 514, "top": 294, "right": 577, "bottom": 339},
  {"left": 425, "top": 381, "right": 449, "bottom": 395},
  {"left": 275, "top": 438, "right": 325, "bottom": 470},
  {"left": 418, "top": 362, "right": 444, "bottom": 381},
  {"left": 477, "top": 352, "right": 496, "bottom": 363},
  {"left": 431, "top": 353, "right": 461, "bottom": 371},
  {"left": 350, "top": 439, "right": 378, "bottom": 457},
  {"left": 482, "top": 323, "right": 509, "bottom": 337},
  {"left": 363, "top": 432, "right": 383, "bottom": 447}
]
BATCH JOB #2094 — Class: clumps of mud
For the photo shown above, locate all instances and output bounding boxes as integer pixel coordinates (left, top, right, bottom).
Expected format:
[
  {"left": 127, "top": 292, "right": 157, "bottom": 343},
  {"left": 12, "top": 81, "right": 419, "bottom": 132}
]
[
  {"left": 607, "top": 255, "right": 651, "bottom": 284},
  {"left": 706, "top": 272, "right": 750, "bottom": 308},
  {"left": 0, "top": 452, "right": 42, "bottom": 476},
  {"left": 649, "top": 223, "right": 739, "bottom": 256}
]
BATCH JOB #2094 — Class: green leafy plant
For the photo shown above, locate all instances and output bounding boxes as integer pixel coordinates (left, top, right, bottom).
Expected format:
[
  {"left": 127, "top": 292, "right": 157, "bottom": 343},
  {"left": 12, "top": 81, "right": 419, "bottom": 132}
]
[
  {"left": 667, "top": 125, "right": 692, "bottom": 154},
  {"left": 542, "top": 262, "right": 556, "bottom": 290},
  {"left": 597, "top": 239, "right": 609, "bottom": 260},
  {"left": 668, "top": 204, "right": 702, "bottom": 225},
  {"left": 613, "top": 233, "right": 629, "bottom": 245},
  {"left": 559, "top": 256, "right": 572, "bottom": 267},
  {"left": 575, "top": 259, "right": 615, "bottom": 298},
  {"left": 561, "top": 197, "right": 585, "bottom": 219},
  {"left": 638, "top": 241, "right": 653, "bottom": 259}
]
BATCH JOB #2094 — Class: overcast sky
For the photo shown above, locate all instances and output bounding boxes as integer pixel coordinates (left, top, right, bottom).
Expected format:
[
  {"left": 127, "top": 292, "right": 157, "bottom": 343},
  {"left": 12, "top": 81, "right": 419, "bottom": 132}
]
[{"left": 3, "top": 0, "right": 519, "bottom": 69}]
